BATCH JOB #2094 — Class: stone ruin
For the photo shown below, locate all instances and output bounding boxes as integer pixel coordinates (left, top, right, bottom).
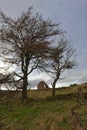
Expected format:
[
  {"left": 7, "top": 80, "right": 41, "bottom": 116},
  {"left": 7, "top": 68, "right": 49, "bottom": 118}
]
[{"left": 37, "top": 81, "right": 49, "bottom": 90}]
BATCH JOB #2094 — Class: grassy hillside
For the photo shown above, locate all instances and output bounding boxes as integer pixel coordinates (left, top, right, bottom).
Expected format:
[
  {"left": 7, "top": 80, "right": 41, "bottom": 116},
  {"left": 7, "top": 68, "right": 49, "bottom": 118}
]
[{"left": 0, "top": 84, "right": 87, "bottom": 130}]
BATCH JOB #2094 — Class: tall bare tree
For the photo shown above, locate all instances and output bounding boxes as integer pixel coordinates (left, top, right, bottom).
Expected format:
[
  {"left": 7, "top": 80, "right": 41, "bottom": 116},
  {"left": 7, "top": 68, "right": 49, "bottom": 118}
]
[
  {"left": 0, "top": 7, "right": 62, "bottom": 100},
  {"left": 49, "top": 37, "right": 77, "bottom": 96}
]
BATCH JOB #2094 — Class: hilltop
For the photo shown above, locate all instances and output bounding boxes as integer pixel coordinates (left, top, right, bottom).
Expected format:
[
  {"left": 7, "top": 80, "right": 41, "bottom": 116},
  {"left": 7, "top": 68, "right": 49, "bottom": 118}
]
[{"left": 0, "top": 84, "right": 87, "bottom": 130}]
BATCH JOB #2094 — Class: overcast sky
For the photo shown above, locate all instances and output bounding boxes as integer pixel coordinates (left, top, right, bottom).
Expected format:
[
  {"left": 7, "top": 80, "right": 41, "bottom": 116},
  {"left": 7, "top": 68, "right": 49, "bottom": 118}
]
[{"left": 0, "top": 0, "right": 87, "bottom": 88}]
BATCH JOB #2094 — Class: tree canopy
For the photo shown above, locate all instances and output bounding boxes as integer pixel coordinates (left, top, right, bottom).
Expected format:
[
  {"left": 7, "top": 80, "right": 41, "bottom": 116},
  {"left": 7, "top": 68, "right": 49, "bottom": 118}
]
[{"left": 0, "top": 7, "right": 76, "bottom": 99}]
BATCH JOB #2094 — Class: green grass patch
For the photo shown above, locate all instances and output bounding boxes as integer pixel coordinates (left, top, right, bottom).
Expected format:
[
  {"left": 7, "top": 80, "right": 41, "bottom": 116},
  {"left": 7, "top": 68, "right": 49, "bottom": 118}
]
[{"left": 0, "top": 84, "right": 87, "bottom": 130}]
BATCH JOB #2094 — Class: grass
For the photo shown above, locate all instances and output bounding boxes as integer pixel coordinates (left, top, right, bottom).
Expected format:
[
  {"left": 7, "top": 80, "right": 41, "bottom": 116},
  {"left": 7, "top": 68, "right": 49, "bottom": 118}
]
[{"left": 0, "top": 84, "right": 87, "bottom": 130}]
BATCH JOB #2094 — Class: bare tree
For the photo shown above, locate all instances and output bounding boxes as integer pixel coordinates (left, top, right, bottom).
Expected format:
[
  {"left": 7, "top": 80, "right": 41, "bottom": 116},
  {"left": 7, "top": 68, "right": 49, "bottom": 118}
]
[
  {"left": 49, "top": 37, "right": 77, "bottom": 96},
  {"left": 0, "top": 73, "right": 14, "bottom": 90},
  {"left": 0, "top": 7, "right": 62, "bottom": 100}
]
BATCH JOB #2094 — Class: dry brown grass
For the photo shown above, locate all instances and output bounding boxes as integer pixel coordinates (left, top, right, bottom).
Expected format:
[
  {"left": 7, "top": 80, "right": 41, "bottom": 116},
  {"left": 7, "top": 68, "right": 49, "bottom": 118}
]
[{"left": 0, "top": 84, "right": 87, "bottom": 130}]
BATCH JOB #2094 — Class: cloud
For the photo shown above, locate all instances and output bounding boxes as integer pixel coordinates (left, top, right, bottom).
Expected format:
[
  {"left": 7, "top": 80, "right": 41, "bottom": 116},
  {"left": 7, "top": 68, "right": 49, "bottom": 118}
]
[
  {"left": 58, "top": 70, "right": 87, "bottom": 86},
  {"left": 28, "top": 72, "right": 51, "bottom": 89},
  {"left": 0, "top": 0, "right": 87, "bottom": 88}
]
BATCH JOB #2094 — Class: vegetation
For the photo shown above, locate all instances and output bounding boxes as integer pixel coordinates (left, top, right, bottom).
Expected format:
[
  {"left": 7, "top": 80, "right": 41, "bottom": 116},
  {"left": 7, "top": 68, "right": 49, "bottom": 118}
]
[
  {"left": 49, "top": 37, "right": 76, "bottom": 96},
  {"left": 0, "top": 4, "right": 86, "bottom": 130},
  {"left": 0, "top": 7, "right": 61, "bottom": 100},
  {"left": 0, "top": 7, "right": 76, "bottom": 99},
  {"left": 0, "top": 84, "right": 87, "bottom": 130}
]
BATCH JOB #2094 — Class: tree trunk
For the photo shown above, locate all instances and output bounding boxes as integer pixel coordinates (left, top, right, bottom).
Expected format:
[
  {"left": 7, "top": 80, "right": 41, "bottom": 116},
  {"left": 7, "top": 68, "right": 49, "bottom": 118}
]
[
  {"left": 21, "top": 54, "right": 29, "bottom": 100},
  {"left": 22, "top": 72, "right": 28, "bottom": 100},
  {"left": 52, "top": 72, "right": 60, "bottom": 96},
  {"left": 52, "top": 78, "right": 57, "bottom": 96}
]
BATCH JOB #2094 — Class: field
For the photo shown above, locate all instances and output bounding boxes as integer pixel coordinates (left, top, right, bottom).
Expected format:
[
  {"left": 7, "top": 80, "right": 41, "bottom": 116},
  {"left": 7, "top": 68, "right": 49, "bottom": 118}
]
[{"left": 0, "top": 84, "right": 87, "bottom": 130}]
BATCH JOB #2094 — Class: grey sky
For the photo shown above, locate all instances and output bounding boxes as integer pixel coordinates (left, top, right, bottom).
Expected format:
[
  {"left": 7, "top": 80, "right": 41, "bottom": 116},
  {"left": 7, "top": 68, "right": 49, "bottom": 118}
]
[{"left": 0, "top": 0, "right": 87, "bottom": 88}]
